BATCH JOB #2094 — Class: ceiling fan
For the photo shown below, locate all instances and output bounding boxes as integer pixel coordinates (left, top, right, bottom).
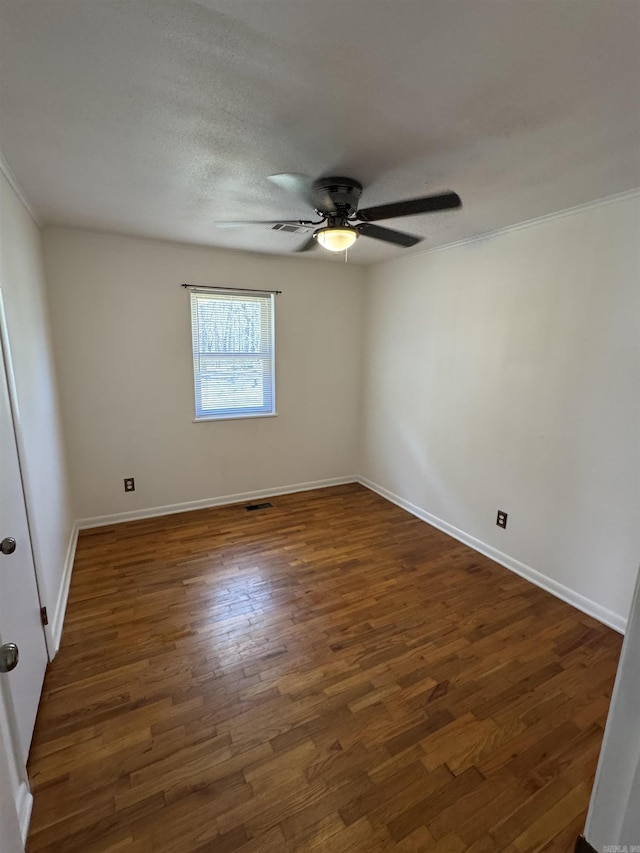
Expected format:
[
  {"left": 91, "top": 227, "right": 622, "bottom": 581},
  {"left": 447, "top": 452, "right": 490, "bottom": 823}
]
[{"left": 215, "top": 174, "right": 462, "bottom": 253}]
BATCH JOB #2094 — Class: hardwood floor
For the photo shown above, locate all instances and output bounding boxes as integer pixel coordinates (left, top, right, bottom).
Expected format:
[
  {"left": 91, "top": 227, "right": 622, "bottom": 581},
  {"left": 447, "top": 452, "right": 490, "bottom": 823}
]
[{"left": 26, "top": 484, "right": 622, "bottom": 852}]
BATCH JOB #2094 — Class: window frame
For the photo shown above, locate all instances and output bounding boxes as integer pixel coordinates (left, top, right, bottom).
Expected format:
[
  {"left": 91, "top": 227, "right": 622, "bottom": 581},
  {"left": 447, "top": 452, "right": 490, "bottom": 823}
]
[{"left": 189, "top": 288, "right": 276, "bottom": 423}]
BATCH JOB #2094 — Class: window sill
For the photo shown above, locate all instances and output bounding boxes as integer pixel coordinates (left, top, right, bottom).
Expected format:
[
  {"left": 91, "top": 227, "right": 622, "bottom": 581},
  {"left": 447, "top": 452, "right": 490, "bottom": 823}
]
[{"left": 192, "top": 412, "right": 278, "bottom": 423}]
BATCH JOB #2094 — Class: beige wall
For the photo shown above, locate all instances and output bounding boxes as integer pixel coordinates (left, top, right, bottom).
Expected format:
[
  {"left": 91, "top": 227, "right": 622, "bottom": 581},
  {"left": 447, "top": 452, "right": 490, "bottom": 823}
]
[
  {"left": 43, "top": 228, "right": 365, "bottom": 521},
  {"left": 360, "top": 194, "right": 640, "bottom": 628},
  {"left": 0, "top": 170, "right": 75, "bottom": 641}
]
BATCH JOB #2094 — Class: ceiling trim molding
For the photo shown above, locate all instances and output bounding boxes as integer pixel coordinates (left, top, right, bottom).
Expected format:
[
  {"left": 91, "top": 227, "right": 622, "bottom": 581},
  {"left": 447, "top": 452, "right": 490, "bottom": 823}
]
[
  {"left": 0, "top": 151, "right": 42, "bottom": 228},
  {"left": 370, "top": 187, "right": 640, "bottom": 270}
]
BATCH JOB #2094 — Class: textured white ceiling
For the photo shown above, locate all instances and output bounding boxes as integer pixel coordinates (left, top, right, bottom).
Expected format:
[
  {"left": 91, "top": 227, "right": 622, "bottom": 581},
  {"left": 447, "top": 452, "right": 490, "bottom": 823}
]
[{"left": 1, "top": 0, "right": 639, "bottom": 264}]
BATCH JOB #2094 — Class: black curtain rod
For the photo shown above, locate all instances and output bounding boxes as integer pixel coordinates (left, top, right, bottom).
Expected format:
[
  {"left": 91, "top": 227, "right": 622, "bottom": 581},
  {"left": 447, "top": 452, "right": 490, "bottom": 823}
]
[{"left": 181, "top": 284, "right": 281, "bottom": 295}]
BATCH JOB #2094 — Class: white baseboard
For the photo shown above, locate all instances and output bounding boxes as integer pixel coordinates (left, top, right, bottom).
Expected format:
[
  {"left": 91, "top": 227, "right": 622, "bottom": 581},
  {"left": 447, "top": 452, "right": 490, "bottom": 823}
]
[
  {"left": 15, "top": 780, "right": 33, "bottom": 844},
  {"left": 77, "top": 476, "right": 357, "bottom": 530},
  {"left": 67, "top": 474, "right": 625, "bottom": 646},
  {"left": 51, "top": 522, "right": 78, "bottom": 656},
  {"left": 358, "top": 477, "right": 627, "bottom": 634}
]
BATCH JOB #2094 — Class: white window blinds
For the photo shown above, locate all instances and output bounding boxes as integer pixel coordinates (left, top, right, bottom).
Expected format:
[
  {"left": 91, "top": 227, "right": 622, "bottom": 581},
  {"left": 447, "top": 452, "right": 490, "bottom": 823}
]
[{"left": 190, "top": 289, "right": 275, "bottom": 420}]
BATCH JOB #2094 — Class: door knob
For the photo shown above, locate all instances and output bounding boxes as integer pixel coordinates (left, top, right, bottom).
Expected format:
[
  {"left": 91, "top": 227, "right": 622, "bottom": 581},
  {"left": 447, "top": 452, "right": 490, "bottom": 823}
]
[
  {"left": 0, "top": 643, "right": 19, "bottom": 673},
  {"left": 1, "top": 537, "right": 16, "bottom": 555}
]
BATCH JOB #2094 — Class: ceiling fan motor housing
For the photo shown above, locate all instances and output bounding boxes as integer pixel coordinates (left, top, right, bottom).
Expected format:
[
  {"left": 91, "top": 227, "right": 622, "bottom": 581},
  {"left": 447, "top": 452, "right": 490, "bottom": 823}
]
[{"left": 312, "top": 176, "right": 363, "bottom": 215}]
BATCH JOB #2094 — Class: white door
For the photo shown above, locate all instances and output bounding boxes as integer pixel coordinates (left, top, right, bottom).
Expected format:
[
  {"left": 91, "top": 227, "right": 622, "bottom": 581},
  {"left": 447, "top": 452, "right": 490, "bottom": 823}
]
[{"left": 0, "top": 333, "right": 48, "bottom": 764}]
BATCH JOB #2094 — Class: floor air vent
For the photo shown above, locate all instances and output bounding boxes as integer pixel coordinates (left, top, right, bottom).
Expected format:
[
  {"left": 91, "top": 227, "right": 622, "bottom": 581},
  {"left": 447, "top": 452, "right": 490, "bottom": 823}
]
[{"left": 245, "top": 502, "right": 273, "bottom": 511}]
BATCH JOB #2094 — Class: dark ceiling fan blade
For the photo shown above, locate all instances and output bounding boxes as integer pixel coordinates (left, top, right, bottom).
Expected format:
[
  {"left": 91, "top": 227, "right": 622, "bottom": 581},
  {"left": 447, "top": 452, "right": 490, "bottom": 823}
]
[
  {"left": 294, "top": 234, "right": 318, "bottom": 253},
  {"left": 268, "top": 173, "right": 337, "bottom": 214},
  {"left": 357, "top": 191, "right": 461, "bottom": 222},
  {"left": 214, "top": 219, "right": 316, "bottom": 229},
  {"left": 355, "top": 222, "right": 422, "bottom": 247}
]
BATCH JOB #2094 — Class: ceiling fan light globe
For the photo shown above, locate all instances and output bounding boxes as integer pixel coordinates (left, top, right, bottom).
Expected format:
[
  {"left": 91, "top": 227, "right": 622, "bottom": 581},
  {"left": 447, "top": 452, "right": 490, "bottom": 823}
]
[{"left": 314, "top": 227, "right": 358, "bottom": 252}]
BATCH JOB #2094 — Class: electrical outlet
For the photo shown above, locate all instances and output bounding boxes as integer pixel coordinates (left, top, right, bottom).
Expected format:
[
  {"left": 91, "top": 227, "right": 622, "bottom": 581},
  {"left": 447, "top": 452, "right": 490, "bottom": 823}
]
[
  {"left": 496, "top": 510, "right": 507, "bottom": 529},
  {"left": 124, "top": 477, "right": 135, "bottom": 492}
]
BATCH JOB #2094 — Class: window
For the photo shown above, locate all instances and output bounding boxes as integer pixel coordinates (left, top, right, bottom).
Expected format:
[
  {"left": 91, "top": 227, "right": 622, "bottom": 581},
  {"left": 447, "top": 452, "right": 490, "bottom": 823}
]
[{"left": 190, "top": 289, "right": 275, "bottom": 421}]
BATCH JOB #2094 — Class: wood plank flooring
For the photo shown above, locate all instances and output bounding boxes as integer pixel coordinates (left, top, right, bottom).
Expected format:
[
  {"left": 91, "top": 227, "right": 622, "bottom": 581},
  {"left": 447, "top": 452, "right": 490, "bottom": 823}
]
[{"left": 26, "top": 484, "right": 622, "bottom": 852}]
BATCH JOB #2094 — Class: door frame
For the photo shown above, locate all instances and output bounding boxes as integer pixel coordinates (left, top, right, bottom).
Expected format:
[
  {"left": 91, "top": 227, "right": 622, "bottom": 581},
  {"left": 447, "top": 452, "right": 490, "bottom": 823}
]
[
  {"left": 583, "top": 562, "right": 640, "bottom": 847},
  {"left": 0, "top": 671, "right": 32, "bottom": 848}
]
